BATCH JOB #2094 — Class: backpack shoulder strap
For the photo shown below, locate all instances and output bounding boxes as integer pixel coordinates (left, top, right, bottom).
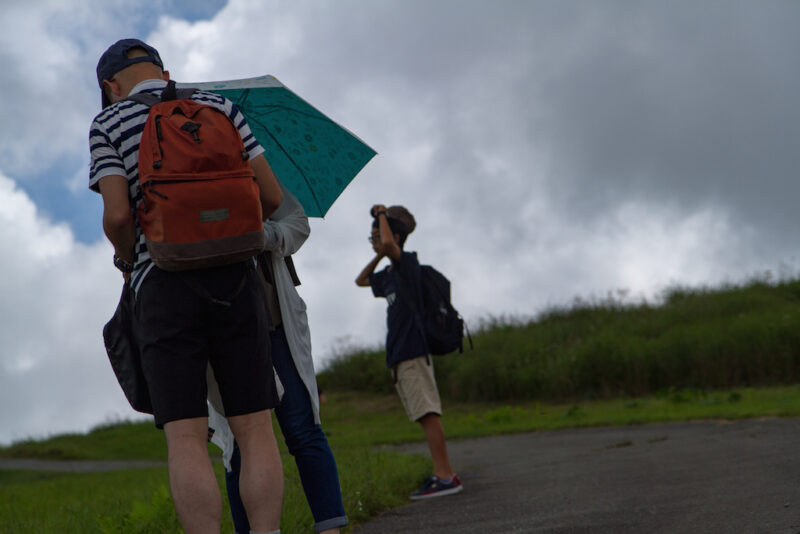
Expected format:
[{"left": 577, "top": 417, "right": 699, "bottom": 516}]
[
  {"left": 396, "top": 260, "right": 426, "bottom": 314},
  {"left": 124, "top": 92, "right": 160, "bottom": 107},
  {"left": 175, "top": 88, "right": 197, "bottom": 100},
  {"left": 161, "top": 79, "right": 197, "bottom": 102},
  {"left": 124, "top": 80, "right": 197, "bottom": 108}
]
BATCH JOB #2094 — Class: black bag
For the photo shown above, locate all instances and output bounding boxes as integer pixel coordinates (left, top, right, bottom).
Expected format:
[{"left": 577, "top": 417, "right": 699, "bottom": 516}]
[
  {"left": 103, "top": 284, "right": 153, "bottom": 414},
  {"left": 401, "top": 263, "right": 472, "bottom": 355}
]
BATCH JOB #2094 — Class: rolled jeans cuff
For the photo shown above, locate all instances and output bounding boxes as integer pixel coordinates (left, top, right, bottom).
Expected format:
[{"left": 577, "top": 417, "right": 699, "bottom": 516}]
[{"left": 314, "top": 515, "right": 348, "bottom": 533}]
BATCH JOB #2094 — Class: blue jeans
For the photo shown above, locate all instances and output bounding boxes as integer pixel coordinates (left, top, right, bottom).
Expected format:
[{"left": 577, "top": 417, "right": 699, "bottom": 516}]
[{"left": 225, "top": 326, "right": 347, "bottom": 533}]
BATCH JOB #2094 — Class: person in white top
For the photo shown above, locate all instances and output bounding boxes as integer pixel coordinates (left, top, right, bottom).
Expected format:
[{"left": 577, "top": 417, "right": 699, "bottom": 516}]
[{"left": 208, "top": 182, "right": 347, "bottom": 534}]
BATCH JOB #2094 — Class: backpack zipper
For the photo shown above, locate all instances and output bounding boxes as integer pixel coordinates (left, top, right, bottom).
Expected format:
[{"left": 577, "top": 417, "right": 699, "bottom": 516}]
[
  {"left": 144, "top": 175, "right": 253, "bottom": 201},
  {"left": 145, "top": 182, "right": 169, "bottom": 200},
  {"left": 153, "top": 115, "right": 164, "bottom": 169}
]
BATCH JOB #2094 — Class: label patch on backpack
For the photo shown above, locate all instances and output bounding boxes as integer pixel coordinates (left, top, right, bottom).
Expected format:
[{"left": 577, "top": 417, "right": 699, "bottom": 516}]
[{"left": 199, "top": 208, "right": 229, "bottom": 223}]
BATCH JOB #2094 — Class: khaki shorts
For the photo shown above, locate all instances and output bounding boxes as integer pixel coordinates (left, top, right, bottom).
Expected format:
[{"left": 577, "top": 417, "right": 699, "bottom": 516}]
[{"left": 393, "top": 356, "right": 442, "bottom": 422}]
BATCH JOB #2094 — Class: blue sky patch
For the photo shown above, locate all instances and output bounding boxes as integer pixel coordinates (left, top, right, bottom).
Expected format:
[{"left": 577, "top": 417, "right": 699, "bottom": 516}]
[{"left": 162, "top": 0, "right": 227, "bottom": 22}]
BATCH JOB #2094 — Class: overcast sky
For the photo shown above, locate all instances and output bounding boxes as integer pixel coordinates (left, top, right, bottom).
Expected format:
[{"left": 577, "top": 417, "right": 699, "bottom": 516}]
[{"left": 0, "top": 0, "right": 798, "bottom": 445}]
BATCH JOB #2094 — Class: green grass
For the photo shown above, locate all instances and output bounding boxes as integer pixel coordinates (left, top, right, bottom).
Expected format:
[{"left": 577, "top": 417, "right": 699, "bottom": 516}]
[
  {"left": 6, "top": 385, "right": 800, "bottom": 460},
  {"left": 0, "top": 449, "right": 428, "bottom": 534},
  {"left": 0, "top": 416, "right": 430, "bottom": 534},
  {"left": 0, "top": 467, "right": 180, "bottom": 533},
  {"left": 6, "top": 277, "right": 800, "bottom": 531},
  {"left": 319, "top": 278, "right": 800, "bottom": 402},
  {"left": 318, "top": 385, "right": 800, "bottom": 447},
  {"left": 1, "top": 419, "right": 169, "bottom": 461},
  {"left": 3, "top": 386, "right": 800, "bottom": 532}
]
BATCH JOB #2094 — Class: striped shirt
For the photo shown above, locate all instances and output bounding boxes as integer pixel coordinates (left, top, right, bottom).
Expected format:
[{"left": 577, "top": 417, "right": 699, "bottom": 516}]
[{"left": 88, "top": 79, "right": 264, "bottom": 293}]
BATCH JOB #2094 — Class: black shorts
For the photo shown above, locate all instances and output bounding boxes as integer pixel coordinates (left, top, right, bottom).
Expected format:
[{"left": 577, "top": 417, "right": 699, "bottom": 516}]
[{"left": 133, "top": 261, "right": 278, "bottom": 428}]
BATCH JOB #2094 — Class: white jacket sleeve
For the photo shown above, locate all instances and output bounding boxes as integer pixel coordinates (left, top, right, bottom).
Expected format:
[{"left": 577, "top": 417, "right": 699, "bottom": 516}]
[
  {"left": 264, "top": 181, "right": 322, "bottom": 424},
  {"left": 263, "top": 181, "right": 310, "bottom": 257}
]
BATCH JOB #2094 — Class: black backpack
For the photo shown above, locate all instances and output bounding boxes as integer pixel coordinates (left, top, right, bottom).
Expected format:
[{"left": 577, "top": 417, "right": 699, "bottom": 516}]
[{"left": 401, "top": 264, "right": 472, "bottom": 355}]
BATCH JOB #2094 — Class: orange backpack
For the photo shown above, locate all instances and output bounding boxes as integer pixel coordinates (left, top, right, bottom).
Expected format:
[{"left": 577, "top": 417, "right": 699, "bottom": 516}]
[{"left": 127, "top": 80, "right": 264, "bottom": 271}]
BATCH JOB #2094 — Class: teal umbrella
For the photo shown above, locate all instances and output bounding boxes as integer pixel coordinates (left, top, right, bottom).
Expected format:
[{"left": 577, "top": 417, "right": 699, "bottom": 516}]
[{"left": 179, "top": 75, "right": 376, "bottom": 217}]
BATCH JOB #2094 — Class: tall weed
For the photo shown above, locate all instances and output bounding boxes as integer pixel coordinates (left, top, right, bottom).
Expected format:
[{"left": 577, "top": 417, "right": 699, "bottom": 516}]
[{"left": 318, "top": 278, "right": 800, "bottom": 402}]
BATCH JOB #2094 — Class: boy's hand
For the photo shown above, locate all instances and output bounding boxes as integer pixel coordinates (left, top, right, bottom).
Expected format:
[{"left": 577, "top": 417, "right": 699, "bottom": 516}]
[{"left": 370, "top": 204, "right": 388, "bottom": 218}]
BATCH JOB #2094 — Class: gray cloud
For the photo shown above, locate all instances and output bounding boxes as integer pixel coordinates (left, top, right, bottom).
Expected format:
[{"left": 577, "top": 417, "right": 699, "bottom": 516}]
[
  {"left": 534, "top": 4, "right": 800, "bottom": 227},
  {"left": 0, "top": 0, "right": 798, "bottom": 443}
]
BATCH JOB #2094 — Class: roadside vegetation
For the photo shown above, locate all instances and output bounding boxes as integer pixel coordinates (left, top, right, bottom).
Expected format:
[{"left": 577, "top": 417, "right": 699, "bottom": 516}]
[
  {"left": 2, "top": 276, "right": 800, "bottom": 532},
  {"left": 320, "top": 276, "right": 800, "bottom": 402}
]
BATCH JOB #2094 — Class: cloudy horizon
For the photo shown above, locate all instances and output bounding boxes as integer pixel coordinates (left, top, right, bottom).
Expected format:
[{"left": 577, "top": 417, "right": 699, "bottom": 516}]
[{"left": 0, "top": 0, "right": 798, "bottom": 445}]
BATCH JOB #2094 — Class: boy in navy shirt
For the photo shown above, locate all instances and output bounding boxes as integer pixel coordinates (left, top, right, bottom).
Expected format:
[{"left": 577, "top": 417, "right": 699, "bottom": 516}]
[{"left": 356, "top": 204, "right": 462, "bottom": 499}]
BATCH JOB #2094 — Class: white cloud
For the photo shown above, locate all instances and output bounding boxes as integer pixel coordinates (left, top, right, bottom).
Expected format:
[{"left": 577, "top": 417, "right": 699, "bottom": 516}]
[
  {"left": 151, "top": 0, "right": 304, "bottom": 82},
  {"left": 0, "top": 1, "right": 109, "bottom": 177},
  {"left": 0, "top": 171, "right": 140, "bottom": 444},
  {"left": 1, "top": 0, "right": 799, "bottom": 443}
]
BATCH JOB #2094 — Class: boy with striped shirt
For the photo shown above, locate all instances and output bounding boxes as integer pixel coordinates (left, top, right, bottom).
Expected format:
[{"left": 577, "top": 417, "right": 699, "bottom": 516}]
[{"left": 90, "top": 38, "right": 284, "bottom": 534}]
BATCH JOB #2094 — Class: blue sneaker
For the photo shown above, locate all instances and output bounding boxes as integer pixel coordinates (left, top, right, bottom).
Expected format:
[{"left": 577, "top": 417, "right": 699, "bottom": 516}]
[{"left": 409, "top": 474, "right": 463, "bottom": 500}]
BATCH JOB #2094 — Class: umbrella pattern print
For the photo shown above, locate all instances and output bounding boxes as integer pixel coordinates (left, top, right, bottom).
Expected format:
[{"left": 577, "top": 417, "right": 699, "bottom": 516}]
[{"left": 181, "top": 75, "right": 376, "bottom": 217}]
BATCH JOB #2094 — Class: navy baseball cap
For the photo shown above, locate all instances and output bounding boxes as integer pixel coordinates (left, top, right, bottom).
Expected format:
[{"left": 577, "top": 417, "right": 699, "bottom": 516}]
[{"left": 96, "top": 38, "right": 164, "bottom": 108}]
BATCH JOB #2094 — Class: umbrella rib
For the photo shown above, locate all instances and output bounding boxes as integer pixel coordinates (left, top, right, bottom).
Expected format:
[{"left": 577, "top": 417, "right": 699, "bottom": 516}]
[
  {"left": 236, "top": 89, "right": 325, "bottom": 214},
  {"left": 236, "top": 88, "right": 335, "bottom": 122},
  {"left": 245, "top": 106, "right": 336, "bottom": 125}
]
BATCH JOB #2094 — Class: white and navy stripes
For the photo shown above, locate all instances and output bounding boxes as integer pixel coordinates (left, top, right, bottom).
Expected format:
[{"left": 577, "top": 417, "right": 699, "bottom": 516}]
[{"left": 88, "top": 79, "right": 264, "bottom": 293}]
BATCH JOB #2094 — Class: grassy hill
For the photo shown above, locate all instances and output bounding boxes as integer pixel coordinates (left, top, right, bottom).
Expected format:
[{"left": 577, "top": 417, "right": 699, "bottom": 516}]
[
  {"left": 3, "top": 276, "right": 800, "bottom": 532},
  {"left": 319, "top": 277, "right": 800, "bottom": 401}
]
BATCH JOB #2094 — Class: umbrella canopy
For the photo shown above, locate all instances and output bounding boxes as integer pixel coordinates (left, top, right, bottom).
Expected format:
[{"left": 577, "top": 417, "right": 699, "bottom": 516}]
[{"left": 179, "top": 75, "right": 376, "bottom": 217}]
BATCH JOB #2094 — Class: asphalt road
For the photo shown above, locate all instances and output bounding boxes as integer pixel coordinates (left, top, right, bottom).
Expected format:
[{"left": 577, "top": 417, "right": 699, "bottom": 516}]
[
  {"left": 353, "top": 418, "right": 800, "bottom": 534},
  {"left": 3, "top": 419, "right": 798, "bottom": 532}
]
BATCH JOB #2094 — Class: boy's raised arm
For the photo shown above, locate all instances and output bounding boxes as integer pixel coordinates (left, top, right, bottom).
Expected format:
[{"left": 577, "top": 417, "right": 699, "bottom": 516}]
[{"left": 356, "top": 254, "right": 383, "bottom": 287}]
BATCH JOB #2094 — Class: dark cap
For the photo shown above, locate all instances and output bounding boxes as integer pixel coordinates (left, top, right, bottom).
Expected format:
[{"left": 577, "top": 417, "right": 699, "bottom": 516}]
[
  {"left": 386, "top": 205, "right": 416, "bottom": 235},
  {"left": 96, "top": 38, "right": 164, "bottom": 108}
]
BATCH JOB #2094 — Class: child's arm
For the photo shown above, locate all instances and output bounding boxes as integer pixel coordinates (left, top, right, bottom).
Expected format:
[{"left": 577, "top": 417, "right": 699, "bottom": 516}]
[
  {"left": 355, "top": 254, "right": 383, "bottom": 287},
  {"left": 374, "top": 206, "right": 402, "bottom": 262}
]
